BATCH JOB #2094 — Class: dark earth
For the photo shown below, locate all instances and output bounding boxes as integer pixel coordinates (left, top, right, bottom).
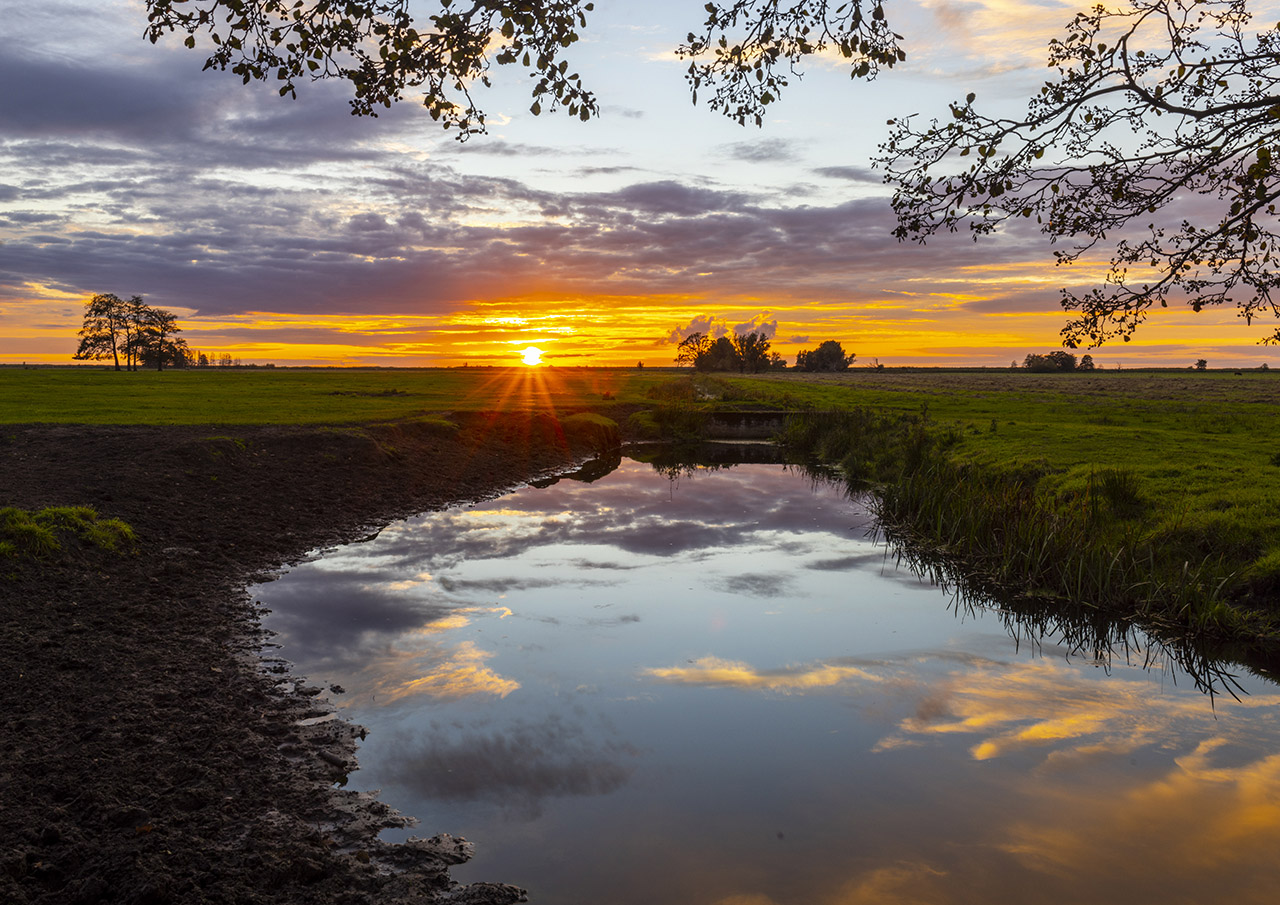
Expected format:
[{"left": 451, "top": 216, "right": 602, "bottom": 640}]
[{"left": 2, "top": 414, "right": 620, "bottom": 905}]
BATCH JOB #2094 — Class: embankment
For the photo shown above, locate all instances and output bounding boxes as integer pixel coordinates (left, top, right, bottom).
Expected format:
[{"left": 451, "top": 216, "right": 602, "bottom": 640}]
[
  {"left": 1, "top": 412, "right": 618, "bottom": 905},
  {"left": 779, "top": 408, "right": 1280, "bottom": 660}
]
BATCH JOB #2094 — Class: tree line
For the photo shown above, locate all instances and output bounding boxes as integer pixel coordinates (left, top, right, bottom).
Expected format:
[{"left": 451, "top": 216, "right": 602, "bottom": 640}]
[
  {"left": 675, "top": 332, "right": 856, "bottom": 372},
  {"left": 675, "top": 331, "right": 785, "bottom": 372},
  {"left": 73, "top": 293, "right": 188, "bottom": 371},
  {"left": 1019, "top": 351, "right": 1096, "bottom": 373}
]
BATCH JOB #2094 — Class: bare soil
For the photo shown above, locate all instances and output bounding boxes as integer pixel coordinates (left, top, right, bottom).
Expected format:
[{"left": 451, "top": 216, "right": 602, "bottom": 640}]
[{"left": 1, "top": 414, "right": 616, "bottom": 905}]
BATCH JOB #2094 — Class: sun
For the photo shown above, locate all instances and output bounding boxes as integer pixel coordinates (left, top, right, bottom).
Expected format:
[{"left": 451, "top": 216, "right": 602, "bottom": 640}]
[{"left": 520, "top": 346, "right": 544, "bottom": 366}]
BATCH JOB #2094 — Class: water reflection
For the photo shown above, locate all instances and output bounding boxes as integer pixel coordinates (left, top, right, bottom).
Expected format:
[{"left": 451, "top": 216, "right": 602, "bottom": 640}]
[
  {"left": 254, "top": 450, "right": 1280, "bottom": 905},
  {"left": 381, "top": 714, "right": 640, "bottom": 819}
]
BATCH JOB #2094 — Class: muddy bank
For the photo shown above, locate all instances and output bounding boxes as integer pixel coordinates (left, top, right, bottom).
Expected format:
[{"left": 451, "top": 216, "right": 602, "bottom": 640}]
[{"left": 1, "top": 414, "right": 619, "bottom": 905}]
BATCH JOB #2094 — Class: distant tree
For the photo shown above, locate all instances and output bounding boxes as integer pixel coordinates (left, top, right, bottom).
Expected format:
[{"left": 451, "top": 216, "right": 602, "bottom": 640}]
[
  {"left": 197, "top": 352, "right": 210, "bottom": 367},
  {"left": 119, "top": 295, "right": 157, "bottom": 371},
  {"left": 636, "top": 360, "right": 644, "bottom": 369},
  {"left": 767, "top": 352, "right": 788, "bottom": 370},
  {"left": 1079, "top": 354, "right": 1096, "bottom": 371},
  {"left": 704, "top": 336, "right": 740, "bottom": 371},
  {"left": 731, "top": 331, "right": 772, "bottom": 373},
  {"left": 1263, "top": 362, "right": 1271, "bottom": 371},
  {"left": 674, "top": 329, "right": 778, "bottom": 371},
  {"left": 219, "top": 352, "right": 233, "bottom": 367},
  {"left": 73, "top": 293, "right": 128, "bottom": 370},
  {"left": 796, "top": 340, "right": 855, "bottom": 372},
  {"left": 137, "top": 308, "right": 187, "bottom": 371},
  {"left": 675, "top": 332, "right": 713, "bottom": 369},
  {"left": 1195, "top": 358, "right": 1209, "bottom": 370},
  {"left": 1023, "top": 350, "right": 1077, "bottom": 373}
]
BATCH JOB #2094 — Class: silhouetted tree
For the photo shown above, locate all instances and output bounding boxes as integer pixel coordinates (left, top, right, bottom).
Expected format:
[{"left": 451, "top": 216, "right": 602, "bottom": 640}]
[
  {"left": 73, "top": 293, "right": 128, "bottom": 370},
  {"left": 676, "top": 332, "right": 713, "bottom": 368},
  {"left": 731, "top": 331, "right": 772, "bottom": 372},
  {"left": 881, "top": 0, "right": 1280, "bottom": 348},
  {"left": 1195, "top": 358, "right": 1209, "bottom": 370},
  {"left": 796, "top": 340, "right": 855, "bottom": 371},
  {"left": 135, "top": 308, "right": 188, "bottom": 370},
  {"left": 1023, "top": 351, "right": 1078, "bottom": 372},
  {"left": 74, "top": 294, "right": 191, "bottom": 371},
  {"left": 704, "top": 336, "right": 740, "bottom": 371},
  {"left": 1079, "top": 354, "right": 1096, "bottom": 371}
]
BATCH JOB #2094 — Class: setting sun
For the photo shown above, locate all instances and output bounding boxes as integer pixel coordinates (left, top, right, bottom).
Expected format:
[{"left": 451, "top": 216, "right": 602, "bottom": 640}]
[{"left": 520, "top": 346, "right": 544, "bottom": 366}]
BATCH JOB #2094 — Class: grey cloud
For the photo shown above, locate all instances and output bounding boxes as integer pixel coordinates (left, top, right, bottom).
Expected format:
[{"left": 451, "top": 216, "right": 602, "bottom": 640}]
[
  {"left": 667, "top": 314, "right": 729, "bottom": 342},
  {"left": 0, "top": 52, "right": 206, "bottom": 142},
  {"left": 813, "top": 165, "right": 881, "bottom": 183},
  {"left": 0, "top": 36, "right": 1056, "bottom": 324},
  {"left": 723, "top": 138, "right": 799, "bottom": 163},
  {"left": 576, "top": 165, "right": 644, "bottom": 177},
  {"left": 451, "top": 140, "right": 579, "bottom": 157},
  {"left": 732, "top": 314, "right": 777, "bottom": 339}
]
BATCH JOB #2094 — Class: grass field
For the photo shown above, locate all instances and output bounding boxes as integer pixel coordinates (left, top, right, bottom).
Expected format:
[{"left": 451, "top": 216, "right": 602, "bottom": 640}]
[{"left": 0, "top": 366, "right": 668, "bottom": 424}]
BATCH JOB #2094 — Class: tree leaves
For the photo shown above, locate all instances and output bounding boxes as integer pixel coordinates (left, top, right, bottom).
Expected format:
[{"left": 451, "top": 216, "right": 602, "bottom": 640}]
[
  {"left": 145, "top": 0, "right": 600, "bottom": 139},
  {"left": 677, "top": 0, "right": 904, "bottom": 127},
  {"left": 878, "top": 0, "right": 1280, "bottom": 347}
]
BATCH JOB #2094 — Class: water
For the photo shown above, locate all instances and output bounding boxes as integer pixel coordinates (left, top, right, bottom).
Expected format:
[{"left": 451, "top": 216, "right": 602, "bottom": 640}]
[{"left": 254, "top": 454, "right": 1280, "bottom": 904}]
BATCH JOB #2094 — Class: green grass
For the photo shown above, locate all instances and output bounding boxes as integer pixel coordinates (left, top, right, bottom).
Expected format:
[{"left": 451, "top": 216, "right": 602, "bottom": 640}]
[
  {"left": 0, "top": 366, "right": 669, "bottom": 424},
  {"left": 1, "top": 505, "right": 135, "bottom": 560}
]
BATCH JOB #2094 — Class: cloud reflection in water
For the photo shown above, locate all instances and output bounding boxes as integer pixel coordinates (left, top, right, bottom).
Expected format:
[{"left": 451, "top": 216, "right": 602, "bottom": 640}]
[
  {"left": 643, "top": 647, "right": 1280, "bottom": 903},
  {"left": 257, "top": 460, "right": 1280, "bottom": 904},
  {"left": 381, "top": 714, "right": 639, "bottom": 819}
]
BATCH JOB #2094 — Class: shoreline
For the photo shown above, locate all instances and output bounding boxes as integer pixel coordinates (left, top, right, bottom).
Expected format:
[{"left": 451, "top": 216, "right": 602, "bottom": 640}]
[{"left": 2, "top": 417, "right": 617, "bottom": 904}]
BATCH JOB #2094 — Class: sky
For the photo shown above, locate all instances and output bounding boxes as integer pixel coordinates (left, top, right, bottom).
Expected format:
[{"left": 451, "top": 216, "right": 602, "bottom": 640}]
[{"left": 2, "top": 0, "right": 1277, "bottom": 368}]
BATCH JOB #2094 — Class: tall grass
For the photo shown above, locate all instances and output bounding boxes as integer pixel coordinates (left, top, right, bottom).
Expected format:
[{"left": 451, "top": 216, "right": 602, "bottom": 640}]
[{"left": 779, "top": 409, "right": 1269, "bottom": 646}]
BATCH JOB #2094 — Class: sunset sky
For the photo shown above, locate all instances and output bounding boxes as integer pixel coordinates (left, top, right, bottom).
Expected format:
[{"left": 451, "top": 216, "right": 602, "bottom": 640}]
[{"left": 3, "top": 0, "right": 1277, "bottom": 368}]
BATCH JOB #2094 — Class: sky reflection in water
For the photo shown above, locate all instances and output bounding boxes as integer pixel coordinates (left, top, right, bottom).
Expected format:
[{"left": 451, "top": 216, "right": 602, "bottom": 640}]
[{"left": 256, "top": 459, "right": 1280, "bottom": 905}]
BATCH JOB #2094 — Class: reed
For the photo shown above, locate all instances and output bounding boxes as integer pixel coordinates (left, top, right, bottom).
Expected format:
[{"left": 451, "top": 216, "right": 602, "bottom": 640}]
[{"left": 779, "top": 409, "right": 1272, "bottom": 647}]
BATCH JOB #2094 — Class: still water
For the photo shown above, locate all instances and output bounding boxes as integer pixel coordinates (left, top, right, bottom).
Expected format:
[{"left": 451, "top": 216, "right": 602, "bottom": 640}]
[{"left": 255, "top": 454, "right": 1280, "bottom": 904}]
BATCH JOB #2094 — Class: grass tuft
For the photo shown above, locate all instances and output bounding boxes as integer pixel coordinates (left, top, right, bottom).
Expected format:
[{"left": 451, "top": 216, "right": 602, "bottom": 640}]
[{"left": 0, "top": 505, "right": 136, "bottom": 561}]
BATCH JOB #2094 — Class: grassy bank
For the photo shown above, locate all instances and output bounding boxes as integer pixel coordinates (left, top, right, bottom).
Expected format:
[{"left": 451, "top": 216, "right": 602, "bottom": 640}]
[
  {"left": 716, "top": 370, "right": 1280, "bottom": 644},
  {"left": 0, "top": 366, "right": 667, "bottom": 424}
]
